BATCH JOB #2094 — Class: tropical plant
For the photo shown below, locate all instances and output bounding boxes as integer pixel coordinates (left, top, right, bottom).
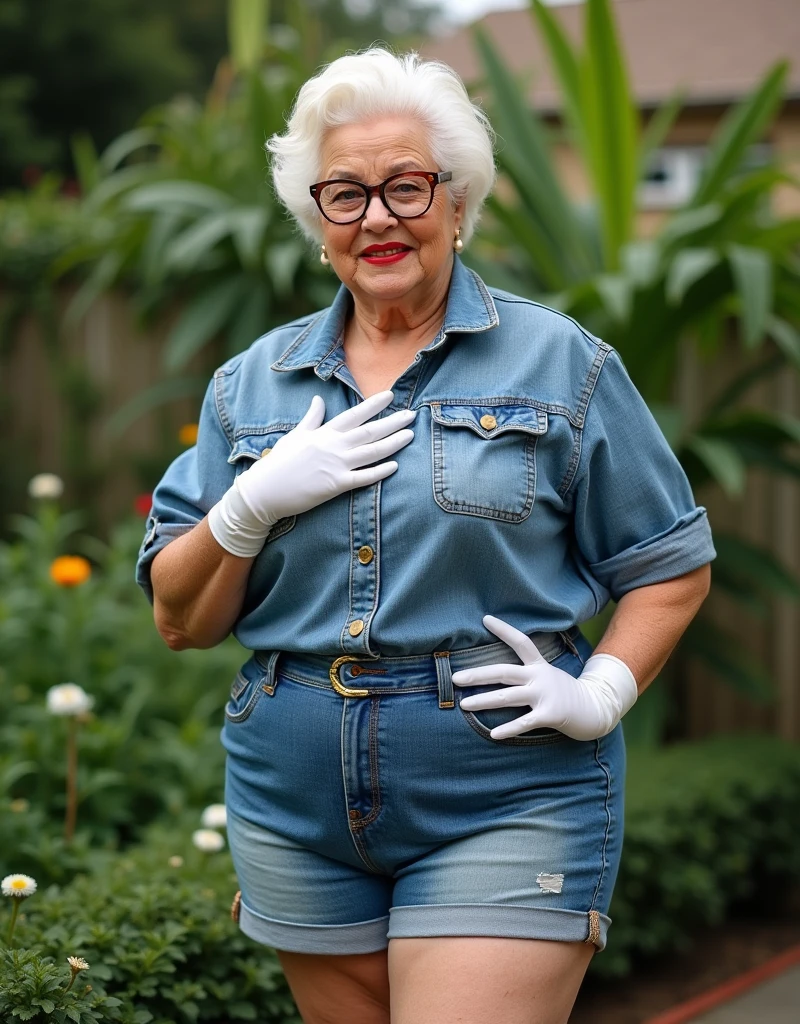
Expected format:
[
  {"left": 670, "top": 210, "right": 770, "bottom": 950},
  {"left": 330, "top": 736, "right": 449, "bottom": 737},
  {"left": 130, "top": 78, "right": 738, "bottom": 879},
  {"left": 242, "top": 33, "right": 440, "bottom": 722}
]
[
  {"left": 51, "top": 0, "right": 338, "bottom": 437},
  {"left": 468, "top": 0, "right": 800, "bottom": 723}
]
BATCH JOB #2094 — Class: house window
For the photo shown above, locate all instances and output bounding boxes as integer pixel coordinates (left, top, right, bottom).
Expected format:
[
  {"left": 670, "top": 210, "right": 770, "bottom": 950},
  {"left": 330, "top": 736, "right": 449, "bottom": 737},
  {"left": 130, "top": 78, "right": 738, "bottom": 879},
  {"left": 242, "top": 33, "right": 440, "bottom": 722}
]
[
  {"left": 638, "top": 143, "right": 772, "bottom": 210},
  {"left": 639, "top": 147, "right": 706, "bottom": 209}
]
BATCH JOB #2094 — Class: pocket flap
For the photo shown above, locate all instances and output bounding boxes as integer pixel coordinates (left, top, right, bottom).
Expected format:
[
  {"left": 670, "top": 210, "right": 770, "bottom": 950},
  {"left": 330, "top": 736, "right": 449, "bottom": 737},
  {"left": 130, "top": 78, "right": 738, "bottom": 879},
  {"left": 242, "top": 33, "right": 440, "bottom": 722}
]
[
  {"left": 228, "top": 427, "right": 294, "bottom": 465},
  {"left": 431, "top": 403, "right": 547, "bottom": 439}
]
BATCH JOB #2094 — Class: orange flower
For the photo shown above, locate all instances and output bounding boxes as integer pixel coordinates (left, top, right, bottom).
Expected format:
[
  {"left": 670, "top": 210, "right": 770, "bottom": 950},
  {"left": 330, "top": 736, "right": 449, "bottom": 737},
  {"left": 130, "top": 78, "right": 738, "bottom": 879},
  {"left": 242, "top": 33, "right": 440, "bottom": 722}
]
[
  {"left": 178, "top": 423, "right": 199, "bottom": 446},
  {"left": 49, "top": 556, "right": 91, "bottom": 587}
]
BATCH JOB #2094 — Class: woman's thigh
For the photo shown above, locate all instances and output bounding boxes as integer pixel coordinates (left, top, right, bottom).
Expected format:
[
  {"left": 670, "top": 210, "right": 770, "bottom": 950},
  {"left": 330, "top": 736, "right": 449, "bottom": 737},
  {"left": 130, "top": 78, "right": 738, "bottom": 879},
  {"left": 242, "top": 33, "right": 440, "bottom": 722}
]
[
  {"left": 277, "top": 948, "right": 390, "bottom": 1024},
  {"left": 388, "top": 936, "right": 594, "bottom": 1024}
]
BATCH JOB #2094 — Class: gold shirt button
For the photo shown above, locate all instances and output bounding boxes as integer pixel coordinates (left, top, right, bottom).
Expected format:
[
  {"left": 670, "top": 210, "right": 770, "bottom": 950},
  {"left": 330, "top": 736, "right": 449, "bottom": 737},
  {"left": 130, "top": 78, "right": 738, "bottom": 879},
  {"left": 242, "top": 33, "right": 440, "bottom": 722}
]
[
  {"left": 479, "top": 414, "right": 497, "bottom": 431},
  {"left": 357, "top": 545, "right": 374, "bottom": 565},
  {"left": 348, "top": 619, "right": 365, "bottom": 637},
  {"left": 260, "top": 447, "right": 272, "bottom": 458}
]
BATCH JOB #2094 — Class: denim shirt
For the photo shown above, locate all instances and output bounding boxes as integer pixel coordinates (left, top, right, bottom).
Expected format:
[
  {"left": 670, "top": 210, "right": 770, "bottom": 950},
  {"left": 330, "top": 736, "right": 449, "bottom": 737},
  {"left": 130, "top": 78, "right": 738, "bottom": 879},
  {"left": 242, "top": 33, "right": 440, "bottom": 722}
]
[{"left": 136, "top": 256, "right": 715, "bottom": 657}]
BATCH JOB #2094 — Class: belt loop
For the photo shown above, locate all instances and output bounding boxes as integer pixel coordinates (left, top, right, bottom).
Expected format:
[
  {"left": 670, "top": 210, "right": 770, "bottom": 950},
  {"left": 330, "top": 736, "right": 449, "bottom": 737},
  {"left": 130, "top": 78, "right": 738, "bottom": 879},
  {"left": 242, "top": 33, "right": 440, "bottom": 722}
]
[
  {"left": 261, "top": 651, "right": 281, "bottom": 696},
  {"left": 434, "top": 651, "right": 454, "bottom": 709}
]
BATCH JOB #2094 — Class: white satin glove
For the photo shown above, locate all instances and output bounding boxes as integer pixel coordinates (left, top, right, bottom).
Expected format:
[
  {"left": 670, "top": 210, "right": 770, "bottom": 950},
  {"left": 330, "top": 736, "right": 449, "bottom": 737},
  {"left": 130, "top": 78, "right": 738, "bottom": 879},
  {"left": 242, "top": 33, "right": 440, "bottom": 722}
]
[
  {"left": 452, "top": 615, "right": 638, "bottom": 741},
  {"left": 208, "top": 390, "right": 414, "bottom": 558}
]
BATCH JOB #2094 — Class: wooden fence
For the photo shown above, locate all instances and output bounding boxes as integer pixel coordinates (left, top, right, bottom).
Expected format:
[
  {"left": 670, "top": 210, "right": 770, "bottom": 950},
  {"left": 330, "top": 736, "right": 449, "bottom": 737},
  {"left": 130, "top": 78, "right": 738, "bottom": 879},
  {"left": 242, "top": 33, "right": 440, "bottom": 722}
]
[{"left": 3, "top": 292, "right": 799, "bottom": 739}]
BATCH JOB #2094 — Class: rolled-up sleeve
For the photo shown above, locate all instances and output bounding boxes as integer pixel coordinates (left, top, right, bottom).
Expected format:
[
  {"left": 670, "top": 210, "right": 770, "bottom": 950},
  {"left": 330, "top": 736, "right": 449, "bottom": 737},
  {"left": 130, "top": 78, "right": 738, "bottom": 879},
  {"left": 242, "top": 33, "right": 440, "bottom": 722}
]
[
  {"left": 135, "top": 375, "right": 234, "bottom": 604},
  {"left": 570, "top": 349, "right": 715, "bottom": 600}
]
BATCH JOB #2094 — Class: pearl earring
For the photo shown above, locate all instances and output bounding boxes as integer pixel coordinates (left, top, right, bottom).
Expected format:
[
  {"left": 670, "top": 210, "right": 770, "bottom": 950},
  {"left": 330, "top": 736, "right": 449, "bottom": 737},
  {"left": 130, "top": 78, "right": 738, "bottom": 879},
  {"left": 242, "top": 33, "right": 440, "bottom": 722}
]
[
  {"left": 453, "top": 229, "right": 463, "bottom": 253},
  {"left": 320, "top": 244, "right": 330, "bottom": 266}
]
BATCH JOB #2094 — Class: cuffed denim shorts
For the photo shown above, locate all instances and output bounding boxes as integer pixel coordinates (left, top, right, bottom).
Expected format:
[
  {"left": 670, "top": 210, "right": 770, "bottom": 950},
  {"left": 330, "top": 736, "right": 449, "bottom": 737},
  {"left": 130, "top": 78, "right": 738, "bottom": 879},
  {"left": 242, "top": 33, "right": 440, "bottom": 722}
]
[{"left": 222, "top": 628, "right": 625, "bottom": 955}]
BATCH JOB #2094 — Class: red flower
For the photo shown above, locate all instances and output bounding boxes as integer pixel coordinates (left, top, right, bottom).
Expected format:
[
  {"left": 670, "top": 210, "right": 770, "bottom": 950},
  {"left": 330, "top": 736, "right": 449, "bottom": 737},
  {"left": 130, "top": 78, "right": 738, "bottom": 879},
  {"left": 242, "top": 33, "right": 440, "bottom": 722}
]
[{"left": 134, "top": 493, "right": 153, "bottom": 517}]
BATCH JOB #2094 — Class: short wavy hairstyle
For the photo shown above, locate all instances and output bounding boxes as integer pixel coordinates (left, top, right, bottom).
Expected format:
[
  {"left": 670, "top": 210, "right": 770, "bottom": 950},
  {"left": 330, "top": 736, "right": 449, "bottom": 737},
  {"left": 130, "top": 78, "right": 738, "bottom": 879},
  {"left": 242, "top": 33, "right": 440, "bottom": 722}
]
[{"left": 267, "top": 48, "right": 496, "bottom": 245}]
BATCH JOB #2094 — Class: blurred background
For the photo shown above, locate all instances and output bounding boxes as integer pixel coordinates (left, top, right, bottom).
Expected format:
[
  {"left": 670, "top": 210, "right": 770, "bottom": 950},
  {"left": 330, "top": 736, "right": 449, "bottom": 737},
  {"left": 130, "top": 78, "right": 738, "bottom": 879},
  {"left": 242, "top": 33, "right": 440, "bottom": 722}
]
[{"left": 1, "top": 2, "right": 798, "bottom": 1021}]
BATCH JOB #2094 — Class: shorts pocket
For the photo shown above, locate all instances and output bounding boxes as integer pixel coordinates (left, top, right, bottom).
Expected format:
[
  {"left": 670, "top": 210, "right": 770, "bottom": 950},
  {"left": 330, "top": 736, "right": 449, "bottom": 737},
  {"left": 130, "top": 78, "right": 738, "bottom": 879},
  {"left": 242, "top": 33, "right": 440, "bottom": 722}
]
[
  {"left": 456, "top": 635, "right": 586, "bottom": 746},
  {"left": 458, "top": 690, "right": 567, "bottom": 745},
  {"left": 228, "top": 429, "right": 297, "bottom": 542},
  {"left": 430, "top": 402, "right": 547, "bottom": 522},
  {"left": 225, "top": 654, "right": 270, "bottom": 723}
]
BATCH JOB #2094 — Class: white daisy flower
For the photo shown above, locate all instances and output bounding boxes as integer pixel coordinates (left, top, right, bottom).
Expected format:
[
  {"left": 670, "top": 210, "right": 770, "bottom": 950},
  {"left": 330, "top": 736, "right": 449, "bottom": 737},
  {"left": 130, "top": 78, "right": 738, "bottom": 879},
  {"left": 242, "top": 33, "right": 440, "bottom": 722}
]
[
  {"left": 192, "top": 829, "right": 225, "bottom": 853},
  {"left": 168, "top": 856, "right": 184, "bottom": 868},
  {"left": 201, "top": 803, "right": 227, "bottom": 829},
  {"left": 67, "top": 956, "right": 89, "bottom": 972},
  {"left": 2, "top": 874, "right": 37, "bottom": 898},
  {"left": 28, "top": 473, "right": 64, "bottom": 500},
  {"left": 46, "top": 683, "right": 94, "bottom": 717}
]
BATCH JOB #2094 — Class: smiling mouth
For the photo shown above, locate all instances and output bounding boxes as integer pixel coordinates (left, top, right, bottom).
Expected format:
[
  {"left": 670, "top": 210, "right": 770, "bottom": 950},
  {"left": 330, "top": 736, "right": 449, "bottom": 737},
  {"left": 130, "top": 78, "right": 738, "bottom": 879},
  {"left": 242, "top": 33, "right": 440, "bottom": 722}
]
[{"left": 360, "top": 246, "right": 411, "bottom": 257}]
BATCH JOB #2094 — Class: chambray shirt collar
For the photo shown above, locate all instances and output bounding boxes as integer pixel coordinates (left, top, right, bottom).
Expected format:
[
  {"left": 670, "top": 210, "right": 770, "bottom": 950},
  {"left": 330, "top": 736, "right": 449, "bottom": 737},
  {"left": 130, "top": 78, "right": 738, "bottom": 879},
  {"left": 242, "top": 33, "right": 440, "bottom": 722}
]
[{"left": 271, "top": 255, "right": 499, "bottom": 380}]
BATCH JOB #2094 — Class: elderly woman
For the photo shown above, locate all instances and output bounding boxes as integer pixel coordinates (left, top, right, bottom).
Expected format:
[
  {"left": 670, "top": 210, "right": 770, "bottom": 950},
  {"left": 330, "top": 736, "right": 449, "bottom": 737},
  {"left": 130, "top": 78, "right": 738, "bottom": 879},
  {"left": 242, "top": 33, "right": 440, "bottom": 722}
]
[{"left": 136, "top": 49, "right": 714, "bottom": 1024}]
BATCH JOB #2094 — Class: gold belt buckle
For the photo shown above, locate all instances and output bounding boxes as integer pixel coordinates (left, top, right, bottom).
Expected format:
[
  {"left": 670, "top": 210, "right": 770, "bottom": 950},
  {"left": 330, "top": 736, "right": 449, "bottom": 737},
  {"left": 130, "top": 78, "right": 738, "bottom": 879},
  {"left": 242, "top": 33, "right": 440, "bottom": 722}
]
[{"left": 329, "top": 656, "right": 370, "bottom": 697}]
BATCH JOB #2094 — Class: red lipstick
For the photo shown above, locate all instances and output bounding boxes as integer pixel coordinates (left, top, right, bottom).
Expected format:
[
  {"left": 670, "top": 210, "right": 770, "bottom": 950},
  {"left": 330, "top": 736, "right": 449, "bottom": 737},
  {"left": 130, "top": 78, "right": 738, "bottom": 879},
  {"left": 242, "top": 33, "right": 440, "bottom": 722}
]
[{"left": 360, "top": 243, "right": 412, "bottom": 265}]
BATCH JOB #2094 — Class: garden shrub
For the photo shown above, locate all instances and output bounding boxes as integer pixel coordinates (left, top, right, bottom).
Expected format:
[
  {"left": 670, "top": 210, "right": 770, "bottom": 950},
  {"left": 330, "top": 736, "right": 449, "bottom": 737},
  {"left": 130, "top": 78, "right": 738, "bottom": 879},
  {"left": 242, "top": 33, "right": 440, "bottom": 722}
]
[
  {"left": 0, "top": 510, "right": 245, "bottom": 882},
  {"left": 2, "top": 828, "right": 301, "bottom": 1024},
  {"left": 596, "top": 735, "right": 800, "bottom": 976}
]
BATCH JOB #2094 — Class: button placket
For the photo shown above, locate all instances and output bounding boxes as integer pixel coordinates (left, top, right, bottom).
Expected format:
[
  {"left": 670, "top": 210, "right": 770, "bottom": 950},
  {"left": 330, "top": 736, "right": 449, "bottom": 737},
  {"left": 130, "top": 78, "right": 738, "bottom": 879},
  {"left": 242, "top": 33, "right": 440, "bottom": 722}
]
[{"left": 340, "top": 481, "right": 381, "bottom": 655}]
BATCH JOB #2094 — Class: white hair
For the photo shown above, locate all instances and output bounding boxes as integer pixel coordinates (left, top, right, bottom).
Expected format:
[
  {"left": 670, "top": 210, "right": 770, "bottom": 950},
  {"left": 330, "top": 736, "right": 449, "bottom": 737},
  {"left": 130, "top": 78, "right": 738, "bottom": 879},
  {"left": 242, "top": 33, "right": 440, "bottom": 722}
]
[{"left": 267, "top": 48, "right": 496, "bottom": 245}]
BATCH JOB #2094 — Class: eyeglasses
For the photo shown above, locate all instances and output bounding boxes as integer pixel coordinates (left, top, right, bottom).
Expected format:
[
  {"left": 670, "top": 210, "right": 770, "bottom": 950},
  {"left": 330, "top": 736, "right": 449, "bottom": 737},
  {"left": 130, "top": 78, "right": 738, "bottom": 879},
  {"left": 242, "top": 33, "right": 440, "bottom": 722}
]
[{"left": 309, "top": 170, "right": 453, "bottom": 225}]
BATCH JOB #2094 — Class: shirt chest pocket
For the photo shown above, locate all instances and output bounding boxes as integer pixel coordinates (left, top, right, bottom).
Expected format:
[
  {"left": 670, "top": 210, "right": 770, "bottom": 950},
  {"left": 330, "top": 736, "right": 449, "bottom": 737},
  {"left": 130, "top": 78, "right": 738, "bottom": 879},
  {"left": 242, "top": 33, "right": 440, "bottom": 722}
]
[
  {"left": 430, "top": 403, "right": 548, "bottom": 523},
  {"left": 228, "top": 428, "right": 297, "bottom": 542}
]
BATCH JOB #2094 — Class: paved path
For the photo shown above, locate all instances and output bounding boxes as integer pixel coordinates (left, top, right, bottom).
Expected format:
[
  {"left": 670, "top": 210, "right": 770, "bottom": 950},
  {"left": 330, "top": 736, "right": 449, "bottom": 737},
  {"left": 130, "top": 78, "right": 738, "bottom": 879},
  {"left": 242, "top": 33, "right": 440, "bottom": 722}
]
[{"left": 689, "top": 964, "right": 800, "bottom": 1022}]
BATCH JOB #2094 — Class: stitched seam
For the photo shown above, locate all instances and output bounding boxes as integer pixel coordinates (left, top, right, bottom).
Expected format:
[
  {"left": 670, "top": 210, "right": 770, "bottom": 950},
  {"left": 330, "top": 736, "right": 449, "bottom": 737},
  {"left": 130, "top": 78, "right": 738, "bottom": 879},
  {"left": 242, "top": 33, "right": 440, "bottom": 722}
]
[
  {"left": 340, "top": 489, "right": 357, "bottom": 651},
  {"left": 270, "top": 313, "right": 325, "bottom": 368},
  {"left": 558, "top": 422, "right": 583, "bottom": 501},
  {"left": 363, "top": 481, "right": 381, "bottom": 658},
  {"left": 212, "top": 373, "right": 235, "bottom": 445},
  {"left": 589, "top": 738, "right": 614, "bottom": 912},
  {"left": 460, "top": 704, "right": 567, "bottom": 746},
  {"left": 574, "top": 342, "right": 612, "bottom": 429},
  {"left": 353, "top": 698, "right": 382, "bottom": 827}
]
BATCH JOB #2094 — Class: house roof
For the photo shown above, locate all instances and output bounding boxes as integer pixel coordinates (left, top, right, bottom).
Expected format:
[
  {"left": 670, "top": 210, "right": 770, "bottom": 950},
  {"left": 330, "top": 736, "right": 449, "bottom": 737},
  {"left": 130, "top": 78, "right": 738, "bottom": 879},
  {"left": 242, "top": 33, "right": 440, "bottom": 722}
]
[{"left": 422, "top": 0, "right": 800, "bottom": 109}]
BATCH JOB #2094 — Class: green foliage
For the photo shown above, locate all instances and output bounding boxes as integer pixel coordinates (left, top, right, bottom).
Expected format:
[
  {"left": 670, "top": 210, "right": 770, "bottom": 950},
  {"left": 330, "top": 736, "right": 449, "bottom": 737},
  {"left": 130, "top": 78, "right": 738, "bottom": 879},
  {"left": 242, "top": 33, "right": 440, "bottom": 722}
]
[
  {"left": 594, "top": 735, "right": 800, "bottom": 976},
  {"left": 471, "top": 0, "right": 800, "bottom": 704},
  {"left": 0, "top": 505, "right": 244, "bottom": 883},
  {"left": 1, "top": 829, "right": 301, "bottom": 1023}
]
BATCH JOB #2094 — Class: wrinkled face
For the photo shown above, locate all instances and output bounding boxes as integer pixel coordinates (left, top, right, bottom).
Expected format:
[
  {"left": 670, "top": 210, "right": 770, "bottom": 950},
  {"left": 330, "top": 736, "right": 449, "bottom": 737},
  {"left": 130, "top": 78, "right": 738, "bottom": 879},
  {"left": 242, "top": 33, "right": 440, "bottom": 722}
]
[{"left": 316, "top": 115, "right": 463, "bottom": 307}]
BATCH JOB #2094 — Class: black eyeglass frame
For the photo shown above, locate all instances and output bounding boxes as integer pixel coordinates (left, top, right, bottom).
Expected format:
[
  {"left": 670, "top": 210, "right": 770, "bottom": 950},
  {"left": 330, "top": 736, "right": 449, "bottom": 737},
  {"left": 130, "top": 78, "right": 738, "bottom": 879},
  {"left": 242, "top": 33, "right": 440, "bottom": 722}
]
[{"left": 309, "top": 170, "right": 453, "bottom": 224}]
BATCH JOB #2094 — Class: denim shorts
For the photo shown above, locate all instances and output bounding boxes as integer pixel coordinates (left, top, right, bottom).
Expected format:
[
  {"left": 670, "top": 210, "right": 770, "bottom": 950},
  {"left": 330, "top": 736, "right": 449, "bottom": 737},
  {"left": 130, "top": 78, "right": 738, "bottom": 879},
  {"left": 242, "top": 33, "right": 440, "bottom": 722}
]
[{"left": 222, "top": 628, "right": 625, "bottom": 955}]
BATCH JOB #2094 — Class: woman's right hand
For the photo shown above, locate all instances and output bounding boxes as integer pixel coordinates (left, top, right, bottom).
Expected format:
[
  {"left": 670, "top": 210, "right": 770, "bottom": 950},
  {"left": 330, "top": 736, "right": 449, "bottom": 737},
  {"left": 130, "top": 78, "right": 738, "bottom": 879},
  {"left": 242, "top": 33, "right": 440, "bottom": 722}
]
[{"left": 208, "top": 390, "right": 415, "bottom": 557}]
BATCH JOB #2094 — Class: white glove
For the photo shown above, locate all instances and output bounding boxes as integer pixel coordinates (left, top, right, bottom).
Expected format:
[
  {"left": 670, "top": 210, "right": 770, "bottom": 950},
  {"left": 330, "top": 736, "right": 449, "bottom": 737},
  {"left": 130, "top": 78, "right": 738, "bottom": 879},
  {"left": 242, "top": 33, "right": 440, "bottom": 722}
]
[
  {"left": 208, "top": 390, "right": 415, "bottom": 557},
  {"left": 452, "top": 615, "right": 638, "bottom": 741}
]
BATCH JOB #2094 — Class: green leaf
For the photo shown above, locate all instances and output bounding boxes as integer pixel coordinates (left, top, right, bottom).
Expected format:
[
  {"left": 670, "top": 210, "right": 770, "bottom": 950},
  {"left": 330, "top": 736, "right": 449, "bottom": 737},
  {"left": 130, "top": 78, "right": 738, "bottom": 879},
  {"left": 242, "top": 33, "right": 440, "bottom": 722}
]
[
  {"left": 666, "top": 248, "right": 720, "bottom": 305},
  {"left": 264, "top": 239, "right": 304, "bottom": 297},
  {"left": 713, "top": 532, "right": 800, "bottom": 602},
  {"left": 692, "top": 61, "right": 788, "bottom": 206},
  {"left": 164, "top": 212, "right": 241, "bottom": 273},
  {"left": 228, "top": 0, "right": 268, "bottom": 73},
  {"left": 682, "top": 619, "right": 774, "bottom": 701},
  {"left": 685, "top": 436, "right": 747, "bottom": 496},
  {"left": 579, "top": 0, "right": 638, "bottom": 267},
  {"left": 123, "top": 182, "right": 234, "bottom": 216},
  {"left": 638, "top": 90, "right": 684, "bottom": 181},
  {"left": 104, "top": 377, "right": 208, "bottom": 437},
  {"left": 531, "top": 0, "right": 585, "bottom": 154},
  {"left": 767, "top": 315, "right": 800, "bottom": 370},
  {"left": 594, "top": 273, "right": 632, "bottom": 322},
  {"left": 658, "top": 204, "right": 722, "bottom": 250},
  {"left": 163, "top": 277, "right": 249, "bottom": 371},
  {"left": 39, "top": 1000, "right": 55, "bottom": 1013},
  {"left": 474, "top": 26, "right": 590, "bottom": 282},
  {"left": 728, "top": 244, "right": 772, "bottom": 347},
  {"left": 100, "top": 127, "right": 158, "bottom": 174}
]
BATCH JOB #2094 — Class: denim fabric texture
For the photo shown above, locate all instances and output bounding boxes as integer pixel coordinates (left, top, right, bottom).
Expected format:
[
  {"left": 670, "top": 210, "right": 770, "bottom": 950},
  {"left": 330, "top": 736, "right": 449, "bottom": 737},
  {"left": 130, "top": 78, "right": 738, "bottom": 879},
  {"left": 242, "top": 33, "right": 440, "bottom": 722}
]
[
  {"left": 135, "top": 256, "right": 715, "bottom": 657},
  {"left": 223, "top": 633, "right": 624, "bottom": 953}
]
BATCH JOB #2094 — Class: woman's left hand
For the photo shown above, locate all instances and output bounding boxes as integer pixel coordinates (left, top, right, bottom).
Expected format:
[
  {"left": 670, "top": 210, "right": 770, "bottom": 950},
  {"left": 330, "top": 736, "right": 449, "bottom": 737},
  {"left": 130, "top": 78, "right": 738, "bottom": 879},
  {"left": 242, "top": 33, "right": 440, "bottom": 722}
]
[{"left": 451, "top": 615, "right": 639, "bottom": 741}]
